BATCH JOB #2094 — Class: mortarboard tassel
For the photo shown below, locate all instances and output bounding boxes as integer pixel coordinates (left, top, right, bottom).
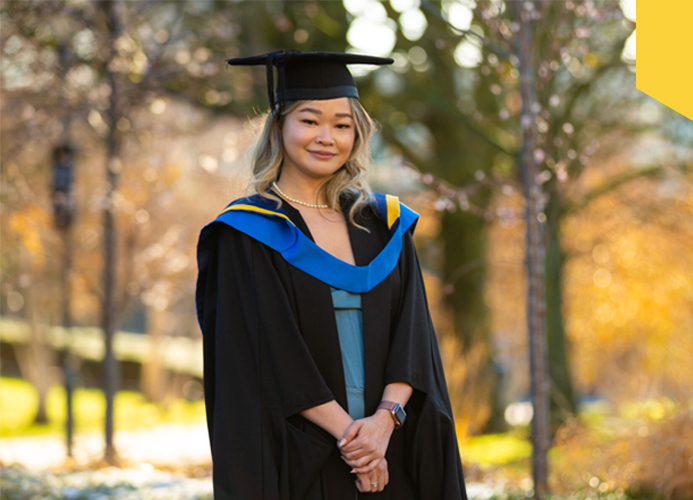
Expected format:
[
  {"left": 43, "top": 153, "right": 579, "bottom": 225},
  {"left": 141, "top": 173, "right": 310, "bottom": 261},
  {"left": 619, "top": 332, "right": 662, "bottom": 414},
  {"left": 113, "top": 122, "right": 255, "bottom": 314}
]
[
  {"left": 265, "top": 50, "right": 297, "bottom": 113},
  {"left": 266, "top": 53, "right": 276, "bottom": 111}
]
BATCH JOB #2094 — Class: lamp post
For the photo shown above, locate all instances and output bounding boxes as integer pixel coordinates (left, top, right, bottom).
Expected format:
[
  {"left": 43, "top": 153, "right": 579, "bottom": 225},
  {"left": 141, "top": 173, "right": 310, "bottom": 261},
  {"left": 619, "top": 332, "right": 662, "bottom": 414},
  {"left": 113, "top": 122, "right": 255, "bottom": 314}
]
[{"left": 52, "top": 143, "right": 78, "bottom": 458}]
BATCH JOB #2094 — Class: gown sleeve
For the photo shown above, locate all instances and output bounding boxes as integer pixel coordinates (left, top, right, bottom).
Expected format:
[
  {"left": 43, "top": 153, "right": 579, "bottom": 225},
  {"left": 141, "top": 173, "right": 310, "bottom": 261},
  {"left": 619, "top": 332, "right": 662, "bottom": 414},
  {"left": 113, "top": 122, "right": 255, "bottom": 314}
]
[
  {"left": 384, "top": 224, "right": 469, "bottom": 500},
  {"left": 196, "top": 221, "right": 336, "bottom": 500}
]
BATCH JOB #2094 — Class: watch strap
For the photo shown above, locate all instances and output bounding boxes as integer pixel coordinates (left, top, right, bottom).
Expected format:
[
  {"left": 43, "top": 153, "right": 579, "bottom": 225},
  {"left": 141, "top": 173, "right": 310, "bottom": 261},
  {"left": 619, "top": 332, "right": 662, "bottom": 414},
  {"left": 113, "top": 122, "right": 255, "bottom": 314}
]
[{"left": 377, "top": 400, "right": 403, "bottom": 428}]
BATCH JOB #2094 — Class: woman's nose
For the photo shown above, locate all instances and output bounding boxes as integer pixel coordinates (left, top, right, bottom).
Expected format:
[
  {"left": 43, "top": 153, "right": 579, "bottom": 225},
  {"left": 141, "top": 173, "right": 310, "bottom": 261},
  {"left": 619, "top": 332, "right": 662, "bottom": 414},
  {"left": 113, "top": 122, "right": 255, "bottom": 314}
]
[{"left": 316, "top": 126, "right": 334, "bottom": 145}]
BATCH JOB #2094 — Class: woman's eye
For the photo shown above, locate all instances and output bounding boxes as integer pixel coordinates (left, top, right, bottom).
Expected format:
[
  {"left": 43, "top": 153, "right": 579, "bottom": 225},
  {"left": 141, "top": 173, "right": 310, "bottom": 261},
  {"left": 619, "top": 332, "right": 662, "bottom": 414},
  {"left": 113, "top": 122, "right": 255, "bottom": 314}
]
[
  {"left": 302, "top": 119, "right": 317, "bottom": 125},
  {"left": 337, "top": 124, "right": 351, "bottom": 129}
]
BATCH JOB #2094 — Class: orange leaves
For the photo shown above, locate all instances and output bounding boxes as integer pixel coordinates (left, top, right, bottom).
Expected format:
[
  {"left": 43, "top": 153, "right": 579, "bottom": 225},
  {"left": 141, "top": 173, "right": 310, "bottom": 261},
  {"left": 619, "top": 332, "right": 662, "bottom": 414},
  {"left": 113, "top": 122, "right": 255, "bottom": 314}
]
[
  {"left": 562, "top": 179, "right": 693, "bottom": 400},
  {"left": 7, "top": 203, "right": 52, "bottom": 272}
]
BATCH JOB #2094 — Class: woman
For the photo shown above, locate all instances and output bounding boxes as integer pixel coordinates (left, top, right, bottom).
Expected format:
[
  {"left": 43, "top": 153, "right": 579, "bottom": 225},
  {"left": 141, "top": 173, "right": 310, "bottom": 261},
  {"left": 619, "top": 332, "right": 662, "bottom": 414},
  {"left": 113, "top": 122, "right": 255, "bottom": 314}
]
[{"left": 196, "top": 51, "right": 468, "bottom": 500}]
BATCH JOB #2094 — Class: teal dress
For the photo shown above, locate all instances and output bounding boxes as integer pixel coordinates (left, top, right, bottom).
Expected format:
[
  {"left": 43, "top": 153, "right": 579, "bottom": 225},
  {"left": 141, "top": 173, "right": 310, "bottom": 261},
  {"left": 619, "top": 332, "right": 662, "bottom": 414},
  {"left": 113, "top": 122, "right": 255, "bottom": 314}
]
[{"left": 330, "top": 286, "right": 365, "bottom": 420}]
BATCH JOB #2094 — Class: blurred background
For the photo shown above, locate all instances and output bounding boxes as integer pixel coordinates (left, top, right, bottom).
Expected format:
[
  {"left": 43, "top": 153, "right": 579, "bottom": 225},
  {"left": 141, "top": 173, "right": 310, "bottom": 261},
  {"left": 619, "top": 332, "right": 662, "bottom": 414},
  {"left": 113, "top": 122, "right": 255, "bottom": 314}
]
[{"left": 2, "top": 0, "right": 692, "bottom": 499}]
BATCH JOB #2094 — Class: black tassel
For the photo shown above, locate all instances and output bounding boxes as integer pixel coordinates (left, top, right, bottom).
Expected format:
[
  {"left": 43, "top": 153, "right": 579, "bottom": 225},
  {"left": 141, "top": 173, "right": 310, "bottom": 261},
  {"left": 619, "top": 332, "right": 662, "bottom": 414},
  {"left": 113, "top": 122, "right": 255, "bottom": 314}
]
[
  {"left": 266, "top": 52, "right": 276, "bottom": 111},
  {"left": 266, "top": 51, "right": 297, "bottom": 114},
  {"left": 277, "top": 65, "right": 287, "bottom": 114}
]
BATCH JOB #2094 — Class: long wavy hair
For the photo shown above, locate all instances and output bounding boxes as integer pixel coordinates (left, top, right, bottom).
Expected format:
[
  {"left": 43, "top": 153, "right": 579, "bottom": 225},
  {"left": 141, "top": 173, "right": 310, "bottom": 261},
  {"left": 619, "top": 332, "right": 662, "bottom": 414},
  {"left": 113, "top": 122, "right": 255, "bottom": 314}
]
[{"left": 242, "top": 97, "right": 377, "bottom": 232}]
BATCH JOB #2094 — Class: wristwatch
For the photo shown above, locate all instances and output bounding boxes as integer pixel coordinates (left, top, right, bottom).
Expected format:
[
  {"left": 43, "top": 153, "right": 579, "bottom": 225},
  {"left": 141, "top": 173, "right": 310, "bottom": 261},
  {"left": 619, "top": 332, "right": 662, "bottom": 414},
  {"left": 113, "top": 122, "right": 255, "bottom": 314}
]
[{"left": 377, "top": 400, "right": 407, "bottom": 428}]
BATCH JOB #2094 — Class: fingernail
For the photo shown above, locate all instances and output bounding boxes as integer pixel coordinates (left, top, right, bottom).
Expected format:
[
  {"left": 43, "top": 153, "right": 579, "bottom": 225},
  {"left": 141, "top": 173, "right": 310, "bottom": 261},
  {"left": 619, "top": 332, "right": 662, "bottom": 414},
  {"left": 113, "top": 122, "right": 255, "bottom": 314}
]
[
  {"left": 350, "top": 469, "right": 356, "bottom": 473},
  {"left": 339, "top": 439, "right": 345, "bottom": 446}
]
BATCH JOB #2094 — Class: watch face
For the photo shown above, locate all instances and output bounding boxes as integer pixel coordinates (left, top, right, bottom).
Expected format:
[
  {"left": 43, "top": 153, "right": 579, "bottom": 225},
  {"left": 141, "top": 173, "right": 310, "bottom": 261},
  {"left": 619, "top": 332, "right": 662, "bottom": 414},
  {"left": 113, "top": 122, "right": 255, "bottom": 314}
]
[{"left": 394, "top": 405, "right": 407, "bottom": 425}]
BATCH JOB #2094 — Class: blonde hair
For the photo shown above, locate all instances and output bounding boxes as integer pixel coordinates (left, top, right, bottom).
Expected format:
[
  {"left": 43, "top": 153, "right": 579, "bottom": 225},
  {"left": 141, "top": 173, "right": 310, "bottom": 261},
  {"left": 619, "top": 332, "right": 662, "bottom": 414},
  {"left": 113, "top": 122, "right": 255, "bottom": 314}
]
[{"left": 243, "top": 97, "right": 377, "bottom": 232}]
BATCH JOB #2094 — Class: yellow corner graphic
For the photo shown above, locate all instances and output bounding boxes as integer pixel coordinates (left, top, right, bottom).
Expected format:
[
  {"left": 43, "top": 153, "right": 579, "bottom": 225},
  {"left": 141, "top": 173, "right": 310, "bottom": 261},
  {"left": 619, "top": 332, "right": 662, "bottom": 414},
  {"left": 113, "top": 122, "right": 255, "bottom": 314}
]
[{"left": 637, "top": 1, "right": 693, "bottom": 121}]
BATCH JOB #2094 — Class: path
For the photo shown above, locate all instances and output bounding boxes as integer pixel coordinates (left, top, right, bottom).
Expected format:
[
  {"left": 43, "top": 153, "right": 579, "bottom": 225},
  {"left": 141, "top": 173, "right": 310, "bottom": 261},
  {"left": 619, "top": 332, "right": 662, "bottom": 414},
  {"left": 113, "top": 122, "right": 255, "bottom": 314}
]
[{"left": 0, "top": 422, "right": 211, "bottom": 469}]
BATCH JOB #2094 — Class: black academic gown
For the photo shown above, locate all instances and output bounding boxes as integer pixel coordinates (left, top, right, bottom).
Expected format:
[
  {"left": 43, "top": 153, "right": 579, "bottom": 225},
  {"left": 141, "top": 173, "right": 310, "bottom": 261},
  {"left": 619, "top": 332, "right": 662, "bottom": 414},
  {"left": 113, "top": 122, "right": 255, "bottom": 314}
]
[{"left": 196, "top": 192, "right": 468, "bottom": 500}]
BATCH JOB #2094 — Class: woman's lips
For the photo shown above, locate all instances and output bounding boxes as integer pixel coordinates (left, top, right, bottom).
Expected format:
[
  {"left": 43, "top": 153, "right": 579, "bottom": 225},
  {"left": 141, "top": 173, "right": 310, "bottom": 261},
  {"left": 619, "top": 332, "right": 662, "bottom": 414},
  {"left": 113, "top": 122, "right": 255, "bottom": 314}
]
[{"left": 308, "top": 151, "right": 336, "bottom": 160}]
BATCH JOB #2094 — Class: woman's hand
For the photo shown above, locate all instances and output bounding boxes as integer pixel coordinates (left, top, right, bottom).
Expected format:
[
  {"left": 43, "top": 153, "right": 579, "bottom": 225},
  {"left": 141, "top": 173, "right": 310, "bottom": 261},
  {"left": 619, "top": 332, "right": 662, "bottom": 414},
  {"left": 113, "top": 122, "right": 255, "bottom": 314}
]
[
  {"left": 338, "top": 409, "right": 395, "bottom": 473},
  {"left": 355, "top": 457, "right": 389, "bottom": 493}
]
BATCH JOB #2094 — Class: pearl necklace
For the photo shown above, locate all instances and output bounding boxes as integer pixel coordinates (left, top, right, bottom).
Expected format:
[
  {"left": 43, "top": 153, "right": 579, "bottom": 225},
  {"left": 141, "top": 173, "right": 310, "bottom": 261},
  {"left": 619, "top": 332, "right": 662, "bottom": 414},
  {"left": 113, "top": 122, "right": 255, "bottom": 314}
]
[{"left": 272, "top": 181, "right": 329, "bottom": 209}]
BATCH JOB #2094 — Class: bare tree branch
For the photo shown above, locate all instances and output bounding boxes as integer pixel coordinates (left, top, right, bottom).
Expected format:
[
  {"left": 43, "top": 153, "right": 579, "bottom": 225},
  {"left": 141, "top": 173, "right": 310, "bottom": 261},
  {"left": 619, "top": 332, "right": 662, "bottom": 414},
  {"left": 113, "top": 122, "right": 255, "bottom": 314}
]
[{"left": 561, "top": 164, "right": 663, "bottom": 216}]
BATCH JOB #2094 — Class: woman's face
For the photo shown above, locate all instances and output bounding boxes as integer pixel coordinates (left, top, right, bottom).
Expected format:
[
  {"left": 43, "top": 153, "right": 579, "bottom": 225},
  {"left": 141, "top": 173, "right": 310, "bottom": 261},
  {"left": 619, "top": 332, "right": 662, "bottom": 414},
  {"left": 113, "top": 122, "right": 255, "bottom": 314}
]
[{"left": 280, "top": 98, "right": 355, "bottom": 181}]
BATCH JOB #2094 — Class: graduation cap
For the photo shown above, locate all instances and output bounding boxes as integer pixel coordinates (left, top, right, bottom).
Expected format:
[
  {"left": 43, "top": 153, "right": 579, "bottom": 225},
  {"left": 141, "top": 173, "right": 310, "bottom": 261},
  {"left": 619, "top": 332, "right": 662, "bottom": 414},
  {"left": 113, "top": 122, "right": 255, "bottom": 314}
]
[{"left": 226, "top": 50, "right": 394, "bottom": 112}]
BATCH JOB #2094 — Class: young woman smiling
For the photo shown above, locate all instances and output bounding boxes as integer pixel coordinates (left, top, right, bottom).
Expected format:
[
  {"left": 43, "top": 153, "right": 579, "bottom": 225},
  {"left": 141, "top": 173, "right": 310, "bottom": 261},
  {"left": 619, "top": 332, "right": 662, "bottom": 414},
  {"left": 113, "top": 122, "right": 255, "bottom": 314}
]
[{"left": 196, "top": 51, "right": 468, "bottom": 500}]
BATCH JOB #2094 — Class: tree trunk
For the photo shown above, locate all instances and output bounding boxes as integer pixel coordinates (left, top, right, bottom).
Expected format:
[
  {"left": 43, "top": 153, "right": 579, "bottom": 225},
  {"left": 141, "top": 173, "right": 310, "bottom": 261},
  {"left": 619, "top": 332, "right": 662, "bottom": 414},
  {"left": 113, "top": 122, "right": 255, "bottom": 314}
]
[
  {"left": 545, "top": 191, "right": 578, "bottom": 434},
  {"left": 100, "top": 0, "right": 123, "bottom": 466},
  {"left": 511, "top": 1, "right": 551, "bottom": 496}
]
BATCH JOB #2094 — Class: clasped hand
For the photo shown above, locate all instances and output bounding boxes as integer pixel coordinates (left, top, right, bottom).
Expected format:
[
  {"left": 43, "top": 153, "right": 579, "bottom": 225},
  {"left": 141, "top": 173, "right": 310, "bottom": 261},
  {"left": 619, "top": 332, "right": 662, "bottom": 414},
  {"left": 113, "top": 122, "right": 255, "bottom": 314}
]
[{"left": 337, "top": 411, "right": 395, "bottom": 492}]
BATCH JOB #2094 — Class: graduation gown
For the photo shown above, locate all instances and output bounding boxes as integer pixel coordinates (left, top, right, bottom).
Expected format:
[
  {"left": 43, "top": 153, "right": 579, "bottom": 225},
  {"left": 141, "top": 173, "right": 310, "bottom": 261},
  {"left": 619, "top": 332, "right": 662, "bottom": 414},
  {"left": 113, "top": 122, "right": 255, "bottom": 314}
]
[{"left": 195, "top": 190, "right": 468, "bottom": 500}]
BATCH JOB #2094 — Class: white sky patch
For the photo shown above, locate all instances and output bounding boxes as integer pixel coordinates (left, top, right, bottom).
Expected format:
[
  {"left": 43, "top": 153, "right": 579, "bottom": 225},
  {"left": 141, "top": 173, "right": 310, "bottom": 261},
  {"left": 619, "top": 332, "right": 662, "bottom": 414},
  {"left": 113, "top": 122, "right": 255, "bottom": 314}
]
[
  {"left": 363, "top": 0, "right": 388, "bottom": 20},
  {"left": 390, "top": 0, "right": 420, "bottom": 13},
  {"left": 443, "top": 1, "right": 474, "bottom": 31},
  {"left": 343, "top": 0, "right": 369, "bottom": 16},
  {"left": 345, "top": 0, "right": 397, "bottom": 67},
  {"left": 620, "top": 0, "right": 635, "bottom": 64},
  {"left": 622, "top": 29, "right": 636, "bottom": 65},
  {"left": 620, "top": 0, "right": 636, "bottom": 22},
  {"left": 344, "top": 0, "right": 387, "bottom": 19},
  {"left": 399, "top": 8, "right": 427, "bottom": 41},
  {"left": 454, "top": 37, "right": 483, "bottom": 68},
  {"left": 347, "top": 17, "right": 396, "bottom": 57}
]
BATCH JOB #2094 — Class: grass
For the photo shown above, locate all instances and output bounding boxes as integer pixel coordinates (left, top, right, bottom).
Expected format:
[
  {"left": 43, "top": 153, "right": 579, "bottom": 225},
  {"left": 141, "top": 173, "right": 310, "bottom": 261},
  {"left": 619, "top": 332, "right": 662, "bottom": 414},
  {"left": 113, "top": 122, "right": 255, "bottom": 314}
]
[
  {"left": 2, "top": 377, "right": 682, "bottom": 500},
  {"left": 0, "top": 377, "right": 205, "bottom": 438},
  {"left": 460, "top": 429, "right": 532, "bottom": 469}
]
